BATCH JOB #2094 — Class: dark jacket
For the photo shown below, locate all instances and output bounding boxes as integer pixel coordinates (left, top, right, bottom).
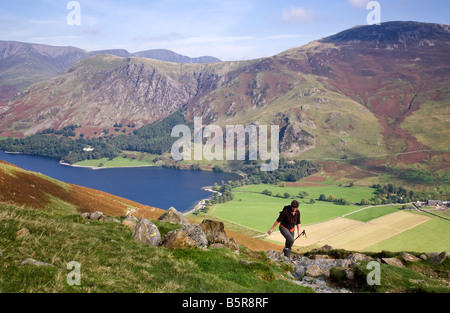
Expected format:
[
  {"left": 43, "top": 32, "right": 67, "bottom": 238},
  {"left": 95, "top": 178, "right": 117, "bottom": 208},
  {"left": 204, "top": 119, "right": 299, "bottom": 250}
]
[{"left": 277, "top": 205, "right": 301, "bottom": 231}]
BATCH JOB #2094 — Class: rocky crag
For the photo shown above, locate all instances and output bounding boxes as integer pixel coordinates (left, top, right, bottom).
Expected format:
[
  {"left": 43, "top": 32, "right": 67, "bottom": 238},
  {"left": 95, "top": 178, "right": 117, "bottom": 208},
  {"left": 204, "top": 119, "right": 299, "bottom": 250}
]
[
  {"left": 81, "top": 207, "right": 239, "bottom": 252},
  {"left": 267, "top": 246, "right": 450, "bottom": 293}
]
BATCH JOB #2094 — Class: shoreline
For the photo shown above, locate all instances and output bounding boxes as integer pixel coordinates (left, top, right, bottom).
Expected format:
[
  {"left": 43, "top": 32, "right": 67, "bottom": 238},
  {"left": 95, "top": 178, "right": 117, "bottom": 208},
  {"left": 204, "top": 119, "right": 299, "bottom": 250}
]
[
  {"left": 183, "top": 186, "right": 221, "bottom": 216},
  {"left": 60, "top": 159, "right": 238, "bottom": 216},
  {"left": 2, "top": 151, "right": 243, "bottom": 215},
  {"left": 59, "top": 160, "right": 156, "bottom": 170}
]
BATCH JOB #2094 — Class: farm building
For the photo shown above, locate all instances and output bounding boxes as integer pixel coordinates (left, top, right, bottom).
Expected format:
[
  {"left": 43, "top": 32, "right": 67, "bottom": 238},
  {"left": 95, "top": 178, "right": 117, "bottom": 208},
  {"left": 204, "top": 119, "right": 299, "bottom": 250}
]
[{"left": 427, "top": 200, "right": 442, "bottom": 206}]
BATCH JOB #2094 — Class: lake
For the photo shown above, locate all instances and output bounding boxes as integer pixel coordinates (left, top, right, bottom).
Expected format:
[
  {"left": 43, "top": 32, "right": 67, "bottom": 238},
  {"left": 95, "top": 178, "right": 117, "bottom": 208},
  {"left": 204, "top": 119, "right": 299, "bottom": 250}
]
[{"left": 0, "top": 151, "right": 240, "bottom": 213}]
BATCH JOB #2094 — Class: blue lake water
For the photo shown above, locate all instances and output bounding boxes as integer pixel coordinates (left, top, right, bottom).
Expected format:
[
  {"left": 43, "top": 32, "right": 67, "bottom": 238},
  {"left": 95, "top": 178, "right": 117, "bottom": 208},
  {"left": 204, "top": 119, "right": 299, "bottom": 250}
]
[{"left": 0, "top": 151, "right": 240, "bottom": 212}]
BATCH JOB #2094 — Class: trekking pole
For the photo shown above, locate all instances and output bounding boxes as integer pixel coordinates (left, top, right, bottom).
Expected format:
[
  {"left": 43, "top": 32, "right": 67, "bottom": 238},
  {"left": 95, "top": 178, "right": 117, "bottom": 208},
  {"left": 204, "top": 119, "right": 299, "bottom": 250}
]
[{"left": 294, "top": 229, "right": 307, "bottom": 241}]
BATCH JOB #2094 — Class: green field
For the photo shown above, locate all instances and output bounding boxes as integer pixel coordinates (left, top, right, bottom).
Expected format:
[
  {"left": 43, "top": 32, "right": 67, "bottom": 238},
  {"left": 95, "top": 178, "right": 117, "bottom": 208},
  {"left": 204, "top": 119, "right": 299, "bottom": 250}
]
[
  {"left": 365, "top": 217, "right": 450, "bottom": 253},
  {"left": 201, "top": 183, "right": 450, "bottom": 253},
  {"left": 207, "top": 184, "right": 377, "bottom": 233},
  {"left": 345, "top": 205, "right": 402, "bottom": 222},
  {"left": 75, "top": 157, "right": 155, "bottom": 168}
]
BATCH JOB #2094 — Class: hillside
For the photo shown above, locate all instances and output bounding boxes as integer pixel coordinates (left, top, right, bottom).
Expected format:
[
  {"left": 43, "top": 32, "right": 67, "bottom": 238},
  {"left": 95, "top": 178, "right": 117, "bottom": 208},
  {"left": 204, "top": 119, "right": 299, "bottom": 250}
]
[
  {"left": 0, "top": 159, "right": 312, "bottom": 294},
  {"left": 0, "top": 159, "right": 283, "bottom": 251},
  {"left": 0, "top": 159, "right": 163, "bottom": 218},
  {"left": 0, "top": 22, "right": 448, "bottom": 165},
  {"left": 0, "top": 161, "right": 449, "bottom": 295},
  {"left": 0, "top": 40, "right": 221, "bottom": 109}
]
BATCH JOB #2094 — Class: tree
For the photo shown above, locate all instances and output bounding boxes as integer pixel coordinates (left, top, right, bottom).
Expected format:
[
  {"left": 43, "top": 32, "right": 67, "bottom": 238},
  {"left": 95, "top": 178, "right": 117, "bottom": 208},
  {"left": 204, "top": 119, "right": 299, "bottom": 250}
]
[
  {"left": 337, "top": 198, "right": 349, "bottom": 205},
  {"left": 360, "top": 199, "right": 370, "bottom": 206},
  {"left": 310, "top": 198, "right": 315, "bottom": 204},
  {"left": 319, "top": 194, "right": 327, "bottom": 201},
  {"left": 284, "top": 192, "right": 291, "bottom": 199}
]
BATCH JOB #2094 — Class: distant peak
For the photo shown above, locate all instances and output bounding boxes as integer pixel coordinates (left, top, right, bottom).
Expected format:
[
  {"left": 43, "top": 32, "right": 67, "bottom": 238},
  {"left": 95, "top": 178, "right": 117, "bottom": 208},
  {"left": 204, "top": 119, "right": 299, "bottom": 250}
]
[{"left": 320, "top": 21, "right": 450, "bottom": 45}]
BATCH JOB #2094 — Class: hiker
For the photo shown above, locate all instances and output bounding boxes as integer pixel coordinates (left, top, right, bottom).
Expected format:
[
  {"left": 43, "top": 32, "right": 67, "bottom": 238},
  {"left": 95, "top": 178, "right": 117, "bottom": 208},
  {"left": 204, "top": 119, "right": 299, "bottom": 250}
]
[{"left": 268, "top": 200, "right": 301, "bottom": 258}]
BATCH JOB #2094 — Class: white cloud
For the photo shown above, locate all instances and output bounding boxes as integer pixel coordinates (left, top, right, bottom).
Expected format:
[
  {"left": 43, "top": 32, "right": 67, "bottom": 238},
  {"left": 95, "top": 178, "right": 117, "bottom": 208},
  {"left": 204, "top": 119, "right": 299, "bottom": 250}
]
[
  {"left": 282, "top": 7, "right": 314, "bottom": 24},
  {"left": 348, "top": 0, "right": 371, "bottom": 8}
]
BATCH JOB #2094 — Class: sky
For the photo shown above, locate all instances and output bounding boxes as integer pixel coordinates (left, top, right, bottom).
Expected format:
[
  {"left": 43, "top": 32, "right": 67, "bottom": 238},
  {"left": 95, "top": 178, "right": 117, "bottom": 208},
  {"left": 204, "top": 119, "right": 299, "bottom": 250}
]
[{"left": 0, "top": 0, "right": 449, "bottom": 61}]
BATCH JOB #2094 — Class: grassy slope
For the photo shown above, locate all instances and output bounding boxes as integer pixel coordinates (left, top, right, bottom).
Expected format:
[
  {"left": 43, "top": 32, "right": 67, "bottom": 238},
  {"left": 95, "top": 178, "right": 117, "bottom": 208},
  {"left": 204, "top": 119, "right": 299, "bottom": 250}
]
[
  {"left": 212, "top": 71, "right": 387, "bottom": 161},
  {"left": 0, "top": 160, "right": 161, "bottom": 216},
  {"left": 0, "top": 159, "right": 311, "bottom": 293},
  {"left": 0, "top": 201, "right": 310, "bottom": 293},
  {"left": 400, "top": 88, "right": 450, "bottom": 152}
]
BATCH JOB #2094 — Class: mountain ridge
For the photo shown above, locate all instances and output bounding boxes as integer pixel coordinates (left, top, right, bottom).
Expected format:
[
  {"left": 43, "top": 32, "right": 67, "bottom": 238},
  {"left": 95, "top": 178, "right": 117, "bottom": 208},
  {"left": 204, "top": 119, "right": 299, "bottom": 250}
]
[
  {"left": 0, "top": 21, "right": 449, "bottom": 163},
  {"left": 0, "top": 40, "right": 222, "bottom": 100}
]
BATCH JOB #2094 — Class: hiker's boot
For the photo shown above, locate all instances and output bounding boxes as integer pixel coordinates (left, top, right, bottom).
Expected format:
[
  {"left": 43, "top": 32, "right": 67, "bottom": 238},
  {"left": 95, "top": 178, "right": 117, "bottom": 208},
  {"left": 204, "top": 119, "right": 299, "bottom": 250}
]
[{"left": 283, "top": 248, "right": 291, "bottom": 259}]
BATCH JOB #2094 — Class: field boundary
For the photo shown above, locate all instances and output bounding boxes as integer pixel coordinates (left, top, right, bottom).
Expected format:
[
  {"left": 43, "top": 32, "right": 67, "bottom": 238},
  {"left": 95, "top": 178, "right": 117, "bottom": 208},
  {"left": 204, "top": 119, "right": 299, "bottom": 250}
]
[{"left": 266, "top": 210, "right": 432, "bottom": 252}]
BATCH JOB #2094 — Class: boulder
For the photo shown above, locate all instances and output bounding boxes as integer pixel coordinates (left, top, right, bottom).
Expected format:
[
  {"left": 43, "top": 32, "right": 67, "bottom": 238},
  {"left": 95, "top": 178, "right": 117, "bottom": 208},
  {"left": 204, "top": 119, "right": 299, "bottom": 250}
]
[
  {"left": 226, "top": 238, "right": 239, "bottom": 253},
  {"left": 183, "top": 223, "right": 208, "bottom": 248},
  {"left": 200, "top": 219, "right": 228, "bottom": 245},
  {"left": 402, "top": 252, "right": 421, "bottom": 262},
  {"left": 80, "top": 212, "right": 91, "bottom": 219},
  {"left": 306, "top": 265, "right": 325, "bottom": 277},
  {"left": 158, "top": 207, "right": 190, "bottom": 227},
  {"left": 294, "top": 265, "right": 306, "bottom": 279},
  {"left": 161, "top": 223, "right": 208, "bottom": 249},
  {"left": 21, "top": 258, "right": 53, "bottom": 267},
  {"left": 347, "top": 253, "right": 373, "bottom": 263},
  {"left": 430, "top": 251, "right": 450, "bottom": 265},
  {"left": 122, "top": 215, "right": 138, "bottom": 230},
  {"left": 382, "top": 257, "right": 405, "bottom": 268},
  {"left": 131, "top": 218, "right": 161, "bottom": 247},
  {"left": 209, "top": 237, "right": 239, "bottom": 253},
  {"left": 89, "top": 211, "right": 105, "bottom": 221},
  {"left": 161, "top": 228, "right": 199, "bottom": 249},
  {"left": 426, "top": 252, "right": 438, "bottom": 260}
]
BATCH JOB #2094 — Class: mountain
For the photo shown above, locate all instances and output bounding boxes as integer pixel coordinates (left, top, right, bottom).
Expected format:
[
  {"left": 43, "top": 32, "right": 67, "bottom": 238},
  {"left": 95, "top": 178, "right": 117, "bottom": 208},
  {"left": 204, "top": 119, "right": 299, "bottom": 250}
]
[
  {"left": 133, "top": 49, "right": 221, "bottom": 64},
  {"left": 0, "top": 22, "right": 449, "bottom": 163},
  {"left": 0, "top": 40, "right": 222, "bottom": 106}
]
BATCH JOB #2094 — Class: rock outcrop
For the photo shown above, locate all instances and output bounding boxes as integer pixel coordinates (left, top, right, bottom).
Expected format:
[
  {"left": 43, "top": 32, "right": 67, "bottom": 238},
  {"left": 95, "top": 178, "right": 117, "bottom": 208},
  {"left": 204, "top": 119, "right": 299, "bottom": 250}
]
[
  {"left": 430, "top": 251, "right": 450, "bottom": 265},
  {"left": 158, "top": 207, "right": 190, "bottom": 227},
  {"left": 161, "top": 223, "right": 208, "bottom": 249},
  {"left": 122, "top": 215, "right": 138, "bottom": 230},
  {"left": 21, "top": 258, "right": 53, "bottom": 267},
  {"left": 131, "top": 218, "right": 161, "bottom": 247},
  {"left": 200, "top": 219, "right": 229, "bottom": 245}
]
